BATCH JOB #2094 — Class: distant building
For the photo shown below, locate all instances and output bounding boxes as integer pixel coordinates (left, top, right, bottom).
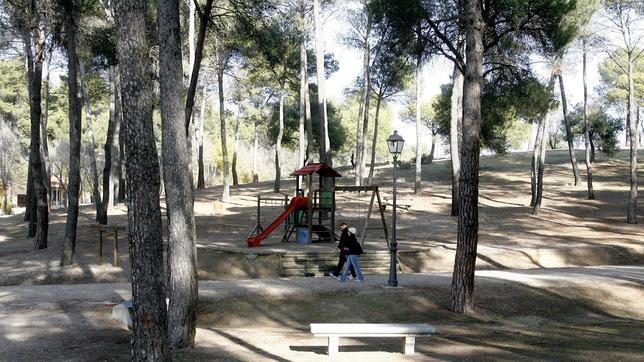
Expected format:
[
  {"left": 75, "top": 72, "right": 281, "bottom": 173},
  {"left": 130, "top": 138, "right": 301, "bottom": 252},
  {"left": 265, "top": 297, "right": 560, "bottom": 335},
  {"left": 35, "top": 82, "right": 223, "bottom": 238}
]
[
  {"left": 2, "top": 177, "right": 95, "bottom": 212},
  {"left": 50, "top": 177, "right": 66, "bottom": 209}
]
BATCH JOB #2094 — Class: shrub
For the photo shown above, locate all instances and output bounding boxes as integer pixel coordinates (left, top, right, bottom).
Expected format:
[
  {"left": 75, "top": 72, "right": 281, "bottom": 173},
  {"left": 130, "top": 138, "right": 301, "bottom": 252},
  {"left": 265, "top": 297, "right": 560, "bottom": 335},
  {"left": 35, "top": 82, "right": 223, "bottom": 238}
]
[
  {"left": 422, "top": 153, "right": 434, "bottom": 164},
  {"left": 1, "top": 198, "right": 11, "bottom": 215}
]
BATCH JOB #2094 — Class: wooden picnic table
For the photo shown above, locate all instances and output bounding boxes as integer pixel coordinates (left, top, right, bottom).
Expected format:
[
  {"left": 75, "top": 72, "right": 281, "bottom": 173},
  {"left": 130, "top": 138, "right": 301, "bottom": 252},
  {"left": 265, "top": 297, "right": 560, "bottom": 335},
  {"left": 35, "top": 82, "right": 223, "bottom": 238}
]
[
  {"left": 380, "top": 194, "right": 415, "bottom": 211},
  {"left": 89, "top": 224, "right": 127, "bottom": 267}
]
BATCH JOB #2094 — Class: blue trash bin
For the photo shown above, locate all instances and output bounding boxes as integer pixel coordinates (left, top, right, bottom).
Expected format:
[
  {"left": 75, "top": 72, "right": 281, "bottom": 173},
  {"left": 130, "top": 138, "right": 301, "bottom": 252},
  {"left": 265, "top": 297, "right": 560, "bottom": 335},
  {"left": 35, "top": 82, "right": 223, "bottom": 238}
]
[{"left": 296, "top": 228, "right": 309, "bottom": 244}]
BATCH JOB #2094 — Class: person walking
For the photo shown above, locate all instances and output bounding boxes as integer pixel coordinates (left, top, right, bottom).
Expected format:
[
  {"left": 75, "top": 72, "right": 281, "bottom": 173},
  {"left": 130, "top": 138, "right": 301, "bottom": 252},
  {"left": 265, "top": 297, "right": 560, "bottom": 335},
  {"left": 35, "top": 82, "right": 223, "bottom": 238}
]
[
  {"left": 339, "top": 227, "right": 364, "bottom": 282},
  {"left": 330, "top": 222, "right": 356, "bottom": 279}
]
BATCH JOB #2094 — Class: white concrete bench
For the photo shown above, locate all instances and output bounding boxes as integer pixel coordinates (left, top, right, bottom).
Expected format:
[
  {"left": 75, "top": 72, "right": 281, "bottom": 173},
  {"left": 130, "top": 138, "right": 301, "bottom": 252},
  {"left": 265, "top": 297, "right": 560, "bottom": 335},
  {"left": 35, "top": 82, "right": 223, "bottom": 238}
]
[{"left": 310, "top": 323, "right": 434, "bottom": 356}]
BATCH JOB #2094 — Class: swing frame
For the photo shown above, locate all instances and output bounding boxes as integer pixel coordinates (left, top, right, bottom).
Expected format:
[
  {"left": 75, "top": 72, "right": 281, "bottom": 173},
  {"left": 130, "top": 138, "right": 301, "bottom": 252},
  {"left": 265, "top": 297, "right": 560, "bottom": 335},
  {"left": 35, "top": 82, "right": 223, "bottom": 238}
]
[
  {"left": 248, "top": 193, "right": 289, "bottom": 239},
  {"left": 335, "top": 185, "right": 390, "bottom": 247}
]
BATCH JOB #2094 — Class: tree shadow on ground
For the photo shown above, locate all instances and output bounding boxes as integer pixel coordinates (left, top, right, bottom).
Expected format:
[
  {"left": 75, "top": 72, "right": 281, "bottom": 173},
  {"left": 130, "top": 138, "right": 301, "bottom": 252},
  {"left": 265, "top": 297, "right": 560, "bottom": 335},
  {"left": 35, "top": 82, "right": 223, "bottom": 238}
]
[{"left": 189, "top": 269, "right": 644, "bottom": 361}]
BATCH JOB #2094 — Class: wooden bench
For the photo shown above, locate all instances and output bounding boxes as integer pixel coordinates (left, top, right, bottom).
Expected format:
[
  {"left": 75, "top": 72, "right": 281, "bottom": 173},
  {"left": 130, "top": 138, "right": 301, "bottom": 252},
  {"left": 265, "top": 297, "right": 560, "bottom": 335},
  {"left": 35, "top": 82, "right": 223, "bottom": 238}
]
[
  {"left": 89, "top": 224, "right": 126, "bottom": 267},
  {"left": 310, "top": 323, "right": 434, "bottom": 356}
]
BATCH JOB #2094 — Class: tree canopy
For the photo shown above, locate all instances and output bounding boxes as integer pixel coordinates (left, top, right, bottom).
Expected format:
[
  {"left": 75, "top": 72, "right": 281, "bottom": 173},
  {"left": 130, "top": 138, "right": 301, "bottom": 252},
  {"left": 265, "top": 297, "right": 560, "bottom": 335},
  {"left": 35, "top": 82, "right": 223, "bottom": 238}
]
[{"left": 433, "top": 75, "right": 553, "bottom": 153}]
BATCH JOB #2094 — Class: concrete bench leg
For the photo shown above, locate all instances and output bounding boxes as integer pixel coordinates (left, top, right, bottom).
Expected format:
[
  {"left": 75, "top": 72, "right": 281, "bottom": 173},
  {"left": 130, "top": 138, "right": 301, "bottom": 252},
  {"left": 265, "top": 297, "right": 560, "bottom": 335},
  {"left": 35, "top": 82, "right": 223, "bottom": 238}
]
[
  {"left": 328, "top": 336, "right": 339, "bottom": 356},
  {"left": 403, "top": 336, "right": 415, "bottom": 354}
]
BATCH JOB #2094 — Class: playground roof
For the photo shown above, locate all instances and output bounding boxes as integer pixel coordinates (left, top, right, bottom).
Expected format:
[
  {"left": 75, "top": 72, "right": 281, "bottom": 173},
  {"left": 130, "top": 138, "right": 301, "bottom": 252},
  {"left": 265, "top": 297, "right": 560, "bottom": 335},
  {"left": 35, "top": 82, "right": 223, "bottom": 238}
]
[{"left": 290, "top": 163, "right": 342, "bottom": 177}]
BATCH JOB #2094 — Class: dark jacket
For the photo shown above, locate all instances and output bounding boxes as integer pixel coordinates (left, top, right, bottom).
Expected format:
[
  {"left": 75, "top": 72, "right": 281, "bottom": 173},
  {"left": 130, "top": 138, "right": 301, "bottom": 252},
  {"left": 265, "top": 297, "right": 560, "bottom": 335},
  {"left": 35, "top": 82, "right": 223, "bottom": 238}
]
[
  {"left": 345, "top": 233, "right": 363, "bottom": 255},
  {"left": 338, "top": 228, "right": 350, "bottom": 254}
]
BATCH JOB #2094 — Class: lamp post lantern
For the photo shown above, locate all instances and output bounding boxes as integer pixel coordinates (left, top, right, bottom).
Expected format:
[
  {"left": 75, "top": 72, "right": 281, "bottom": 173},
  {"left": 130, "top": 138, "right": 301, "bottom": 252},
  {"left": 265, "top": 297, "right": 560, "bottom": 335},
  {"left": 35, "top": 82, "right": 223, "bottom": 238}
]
[{"left": 386, "top": 130, "right": 404, "bottom": 287}]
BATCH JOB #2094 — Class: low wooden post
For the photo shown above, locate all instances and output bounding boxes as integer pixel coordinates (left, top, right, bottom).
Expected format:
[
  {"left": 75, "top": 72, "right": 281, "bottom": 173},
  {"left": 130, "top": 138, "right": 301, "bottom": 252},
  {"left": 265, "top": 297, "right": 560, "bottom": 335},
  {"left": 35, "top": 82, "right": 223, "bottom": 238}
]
[{"left": 91, "top": 224, "right": 126, "bottom": 267}]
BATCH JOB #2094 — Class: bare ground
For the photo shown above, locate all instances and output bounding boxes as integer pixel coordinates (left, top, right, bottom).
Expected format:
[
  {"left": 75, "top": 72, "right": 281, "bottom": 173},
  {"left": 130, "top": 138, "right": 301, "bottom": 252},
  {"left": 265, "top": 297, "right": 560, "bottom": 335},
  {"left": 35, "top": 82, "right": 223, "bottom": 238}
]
[
  {"left": 0, "top": 267, "right": 642, "bottom": 361},
  {"left": 0, "top": 150, "right": 641, "bottom": 284},
  {"left": 0, "top": 150, "right": 643, "bottom": 360}
]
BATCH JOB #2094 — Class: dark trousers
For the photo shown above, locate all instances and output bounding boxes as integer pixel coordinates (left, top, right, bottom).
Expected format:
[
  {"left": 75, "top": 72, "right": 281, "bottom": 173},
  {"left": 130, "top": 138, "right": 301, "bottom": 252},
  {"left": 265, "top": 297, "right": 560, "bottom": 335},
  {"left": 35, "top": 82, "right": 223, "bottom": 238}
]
[{"left": 333, "top": 252, "right": 356, "bottom": 277}]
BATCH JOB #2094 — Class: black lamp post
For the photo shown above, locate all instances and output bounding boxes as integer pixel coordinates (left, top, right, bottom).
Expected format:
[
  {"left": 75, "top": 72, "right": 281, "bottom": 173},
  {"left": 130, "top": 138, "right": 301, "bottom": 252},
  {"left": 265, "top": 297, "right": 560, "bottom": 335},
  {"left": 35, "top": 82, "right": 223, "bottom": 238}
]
[{"left": 386, "top": 130, "right": 404, "bottom": 287}]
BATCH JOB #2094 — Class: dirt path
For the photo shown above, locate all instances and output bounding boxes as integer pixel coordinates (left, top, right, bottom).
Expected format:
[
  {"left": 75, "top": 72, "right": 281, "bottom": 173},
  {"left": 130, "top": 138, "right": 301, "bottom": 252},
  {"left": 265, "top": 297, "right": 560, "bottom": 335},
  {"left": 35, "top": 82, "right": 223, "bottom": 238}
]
[{"left": 1, "top": 266, "right": 642, "bottom": 361}]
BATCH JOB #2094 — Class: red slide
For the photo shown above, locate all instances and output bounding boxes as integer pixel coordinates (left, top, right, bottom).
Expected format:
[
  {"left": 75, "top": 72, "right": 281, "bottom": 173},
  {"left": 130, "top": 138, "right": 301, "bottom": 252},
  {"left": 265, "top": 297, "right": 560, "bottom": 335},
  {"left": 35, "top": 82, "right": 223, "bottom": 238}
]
[{"left": 247, "top": 196, "right": 308, "bottom": 247}]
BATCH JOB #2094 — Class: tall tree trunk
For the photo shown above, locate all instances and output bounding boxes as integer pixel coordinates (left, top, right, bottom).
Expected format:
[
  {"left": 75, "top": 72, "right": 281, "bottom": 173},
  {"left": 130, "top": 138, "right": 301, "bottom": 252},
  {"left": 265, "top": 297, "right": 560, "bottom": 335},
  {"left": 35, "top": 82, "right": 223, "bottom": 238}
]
[
  {"left": 582, "top": 39, "right": 594, "bottom": 200},
  {"left": 367, "top": 96, "right": 382, "bottom": 186},
  {"left": 158, "top": 0, "right": 198, "bottom": 349},
  {"left": 42, "top": 53, "right": 52, "bottom": 210},
  {"left": 299, "top": 1, "right": 308, "bottom": 170},
  {"left": 185, "top": 0, "right": 214, "bottom": 188},
  {"left": 117, "top": 108, "right": 126, "bottom": 202},
  {"left": 635, "top": 106, "right": 644, "bottom": 145},
  {"left": 185, "top": 0, "right": 195, "bottom": 178},
  {"left": 589, "top": 136, "right": 595, "bottom": 163},
  {"left": 232, "top": 108, "right": 240, "bottom": 186},
  {"left": 355, "top": 9, "right": 371, "bottom": 186},
  {"left": 626, "top": 57, "right": 638, "bottom": 224},
  {"left": 449, "top": 0, "right": 482, "bottom": 314},
  {"left": 297, "top": 43, "right": 305, "bottom": 191},
  {"left": 530, "top": 119, "right": 544, "bottom": 206},
  {"left": 99, "top": 67, "right": 119, "bottom": 223},
  {"left": 188, "top": 0, "right": 195, "bottom": 75},
  {"left": 300, "top": 0, "right": 312, "bottom": 161},
  {"left": 197, "top": 82, "right": 207, "bottom": 189},
  {"left": 252, "top": 120, "right": 259, "bottom": 183},
  {"left": 449, "top": 63, "right": 464, "bottom": 217},
  {"left": 23, "top": 4, "right": 48, "bottom": 249},
  {"left": 110, "top": 68, "right": 122, "bottom": 207},
  {"left": 274, "top": 90, "right": 285, "bottom": 193},
  {"left": 79, "top": 60, "right": 105, "bottom": 224},
  {"left": 414, "top": 56, "right": 422, "bottom": 194},
  {"left": 23, "top": 21, "right": 34, "bottom": 228},
  {"left": 428, "top": 133, "right": 436, "bottom": 163},
  {"left": 217, "top": 67, "right": 230, "bottom": 200},
  {"left": 25, "top": 156, "right": 35, "bottom": 233},
  {"left": 533, "top": 70, "right": 558, "bottom": 215},
  {"left": 313, "top": 0, "right": 330, "bottom": 165},
  {"left": 24, "top": 162, "right": 32, "bottom": 222},
  {"left": 114, "top": 0, "right": 169, "bottom": 358},
  {"left": 636, "top": 106, "right": 644, "bottom": 145},
  {"left": 61, "top": 0, "right": 82, "bottom": 265},
  {"left": 625, "top": 117, "right": 629, "bottom": 145},
  {"left": 304, "top": 68, "right": 312, "bottom": 160},
  {"left": 558, "top": 73, "right": 582, "bottom": 187},
  {"left": 184, "top": 0, "right": 214, "bottom": 138}
]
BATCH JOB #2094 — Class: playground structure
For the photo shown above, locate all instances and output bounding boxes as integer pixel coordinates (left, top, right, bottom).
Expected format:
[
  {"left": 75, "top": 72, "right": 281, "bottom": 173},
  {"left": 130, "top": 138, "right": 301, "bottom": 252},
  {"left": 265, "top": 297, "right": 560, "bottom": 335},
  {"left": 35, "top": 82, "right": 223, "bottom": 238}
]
[{"left": 246, "top": 163, "right": 389, "bottom": 248}]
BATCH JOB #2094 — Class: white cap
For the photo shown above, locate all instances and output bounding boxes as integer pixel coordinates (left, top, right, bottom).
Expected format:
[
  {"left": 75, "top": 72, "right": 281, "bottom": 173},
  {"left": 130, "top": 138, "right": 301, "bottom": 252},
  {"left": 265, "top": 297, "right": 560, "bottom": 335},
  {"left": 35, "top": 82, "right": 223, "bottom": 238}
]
[{"left": 348, "top": 227, "right": 356, "bottom": 235}]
